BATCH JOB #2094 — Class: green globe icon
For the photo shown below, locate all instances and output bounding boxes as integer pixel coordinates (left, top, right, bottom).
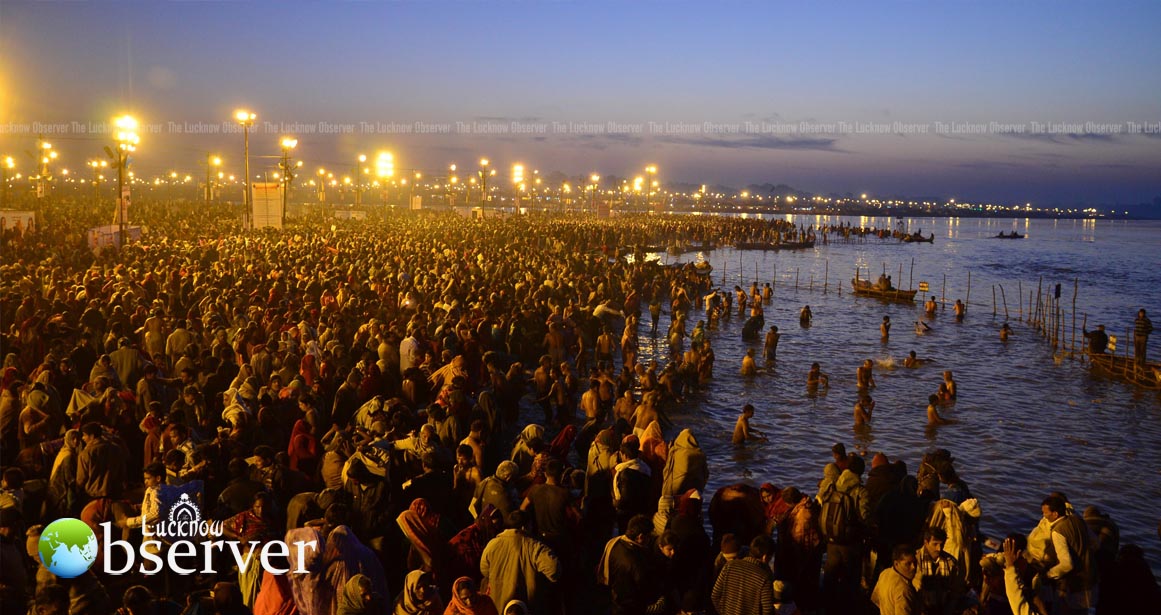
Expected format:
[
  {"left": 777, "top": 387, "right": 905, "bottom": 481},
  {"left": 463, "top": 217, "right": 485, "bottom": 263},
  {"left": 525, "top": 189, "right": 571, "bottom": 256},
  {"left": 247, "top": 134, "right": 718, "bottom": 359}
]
[{"left": 38, "top": 518, "right": 98, "bottom": 578}]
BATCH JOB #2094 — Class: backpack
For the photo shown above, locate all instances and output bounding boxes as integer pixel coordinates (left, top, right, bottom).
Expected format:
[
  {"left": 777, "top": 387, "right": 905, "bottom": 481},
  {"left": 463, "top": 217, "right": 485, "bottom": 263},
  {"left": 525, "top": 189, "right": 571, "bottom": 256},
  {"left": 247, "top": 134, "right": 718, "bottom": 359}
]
[{"left": 819, "top": 485, "right": 859, "bottom": 544}]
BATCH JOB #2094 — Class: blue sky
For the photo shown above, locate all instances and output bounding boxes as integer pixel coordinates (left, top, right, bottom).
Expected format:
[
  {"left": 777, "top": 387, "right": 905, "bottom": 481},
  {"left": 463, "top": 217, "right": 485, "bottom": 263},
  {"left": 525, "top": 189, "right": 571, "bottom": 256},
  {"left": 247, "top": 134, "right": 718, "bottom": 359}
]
[{"left": 2, "top": 0, "right": 1159, "bottom": 205}]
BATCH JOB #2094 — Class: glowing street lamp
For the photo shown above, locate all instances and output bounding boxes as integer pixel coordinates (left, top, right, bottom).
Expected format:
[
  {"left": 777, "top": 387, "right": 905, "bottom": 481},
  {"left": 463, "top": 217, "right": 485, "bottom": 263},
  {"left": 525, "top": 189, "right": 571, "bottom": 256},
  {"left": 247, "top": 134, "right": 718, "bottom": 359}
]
[
  {"left": 87, "top": 159, "right": 108, "bottom": 203},
  {"left": 355, "top": 154, "right": 367, "bottom": 205},
  {"left": 112, "top": 115, "right": 139, "bottom": 240},
  {"left": 234, "top": 109, "right": 256, "bottom": 219},
  {"left": 279, "top": 137, "right": 298, "bottom": 223},
  {"left": 478, "top": 158, "right": 491, "bottom": 207},
  {"left": 589, "top": 174, "right": 600, "bottom": 214},
  {"left": 374, "top": 152, "right": 394, "bottom": 205},
  {"left": 1, "top": 156, "right": 14, "bottom": 208},
  {"left": 645, "top": 164, "right": 658, "bottom": 213},
  {"left": 206, "top": 155, "right": 222, "bottom": 203},
  {"left": 317, "top": 168, "right": 328, "bottom": 203}
]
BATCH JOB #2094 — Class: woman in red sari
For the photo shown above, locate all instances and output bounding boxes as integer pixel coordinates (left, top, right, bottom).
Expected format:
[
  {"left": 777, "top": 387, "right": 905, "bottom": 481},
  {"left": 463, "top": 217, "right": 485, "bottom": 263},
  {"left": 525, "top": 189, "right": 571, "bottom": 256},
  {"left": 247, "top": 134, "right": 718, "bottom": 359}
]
[
  {"left": 396, "top": 498, "right": 444, "bottom": 574},
  {"left": 443, "top": 577, "right": 498, "bottom": 615},
  {"left": 224, "top": 492, "right": 279, "bottom": 608},
  {"left": 446, "top": 505, "right": 502, "bottom": 584},
  {"left": 288, "top": 419, "right": 319, "bottom": 478}
]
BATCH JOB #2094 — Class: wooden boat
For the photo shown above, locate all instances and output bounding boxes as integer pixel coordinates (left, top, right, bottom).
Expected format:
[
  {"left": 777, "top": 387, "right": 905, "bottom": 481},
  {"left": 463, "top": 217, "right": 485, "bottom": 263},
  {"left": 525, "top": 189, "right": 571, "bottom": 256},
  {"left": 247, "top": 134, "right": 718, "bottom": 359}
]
[
  {"left": 995, "top": 232, "right": 1025, "bottom": 239},
  {"left": 693, "top": 261, "right": 713, "bottom": 276},
  {"left": 666, "top": 242, "right": 715, "bottom": 256},
  {"left": 900, "top": 233, "right": 935, "bottom": 243},
  {"left": 1088, "top": 353, "right": 1161, "bottom": 390},
  {"left": 851, "top": 278, "right": 917, "bottom": 302},
  {"left": 734, "top": 239, "right": 816, "bottom": 251}
]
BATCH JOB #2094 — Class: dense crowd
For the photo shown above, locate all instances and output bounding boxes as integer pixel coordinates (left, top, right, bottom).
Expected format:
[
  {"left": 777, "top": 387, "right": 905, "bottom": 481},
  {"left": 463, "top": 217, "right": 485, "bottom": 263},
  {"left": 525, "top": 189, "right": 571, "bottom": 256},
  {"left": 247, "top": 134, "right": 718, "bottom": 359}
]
[{"left": 0, "top": 198, "right": 1158, "bottom": 615}]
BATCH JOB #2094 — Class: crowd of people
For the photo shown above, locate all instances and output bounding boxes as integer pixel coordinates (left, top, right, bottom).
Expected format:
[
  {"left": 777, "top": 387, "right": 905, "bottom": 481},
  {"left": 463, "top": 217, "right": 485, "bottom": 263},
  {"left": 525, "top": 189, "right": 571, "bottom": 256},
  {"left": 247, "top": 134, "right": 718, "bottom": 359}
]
[{"left": 0, "top": 199, "right": 1158, "bottom": 615}]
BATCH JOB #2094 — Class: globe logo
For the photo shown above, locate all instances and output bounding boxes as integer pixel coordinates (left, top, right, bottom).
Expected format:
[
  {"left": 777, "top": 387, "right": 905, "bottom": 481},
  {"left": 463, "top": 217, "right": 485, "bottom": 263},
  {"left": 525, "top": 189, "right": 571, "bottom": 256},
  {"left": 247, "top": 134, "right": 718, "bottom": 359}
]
[{"left": 38, "top": 518, "right": 98, "bottom": 578}]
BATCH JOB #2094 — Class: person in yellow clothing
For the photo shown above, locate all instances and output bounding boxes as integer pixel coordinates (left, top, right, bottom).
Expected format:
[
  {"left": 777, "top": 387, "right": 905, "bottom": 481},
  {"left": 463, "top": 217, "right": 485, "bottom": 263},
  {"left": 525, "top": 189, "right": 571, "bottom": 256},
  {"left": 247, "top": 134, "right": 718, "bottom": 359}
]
[{"left": 871, "top": 545, "right": 918, "bottom": 615}]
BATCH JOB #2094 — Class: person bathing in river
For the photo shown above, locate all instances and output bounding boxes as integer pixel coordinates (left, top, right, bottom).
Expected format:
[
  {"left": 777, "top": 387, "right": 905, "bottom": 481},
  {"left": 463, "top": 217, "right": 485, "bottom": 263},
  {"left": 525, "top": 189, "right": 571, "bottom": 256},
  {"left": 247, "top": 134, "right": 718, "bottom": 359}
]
[
  {"left": 807, "top": 362, "right": 829, "bottom": 388},
  {"left": 741, "top": 349, "right": 757, "bottom": 377},
  {"left": 904, "top": 350, "right": 922, "bottom": 368},
  {"left": 800, "top": 306, "right": 812, "bottom": 327},
  {"left": 854, "top": 394, "right": 875, "bottom": 427},
  {"left": 857, "top": 359, "right": 877, "bottom": 391},
  {"left": 927, "top": 394, "right": 954, "bottom": 426},
  {"left": 915, "top": 321, "right": 932, "bottom": 335},
  {"left": 942, "top": 370, "right": 957, "bottom": 399},
  {"left": 1000, "top": 323, "right": 1012, "bottom": 342},
  {"left": 732, "top": 403, "right": 766, "bottom": 445},
  {"left": 925, "top": 296, "right": 938, "bottom": 315},
  {"left": 764, "top": 326, "right": 780, "bottom": 361}
]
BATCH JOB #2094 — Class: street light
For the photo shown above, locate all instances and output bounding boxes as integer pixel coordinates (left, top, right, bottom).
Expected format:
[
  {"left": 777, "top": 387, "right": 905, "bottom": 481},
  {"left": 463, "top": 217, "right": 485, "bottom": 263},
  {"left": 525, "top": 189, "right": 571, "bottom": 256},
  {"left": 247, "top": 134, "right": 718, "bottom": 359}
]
[
  {"left": 1, "top": 156, "right": 14, "bottom": 208},
  {"left": 375, "top": 152, "right": 394, "bottom": 206},
  {"left": 589, "top": 174, "right": 600, "bottom": 214},
  {"left": 113, "top": 115, "right": 139, "bottom": 242},
  {"left": 206, "top": 155, "right": 222, "bottom": 204},
  {"left": 279, "top": 137, "right": 298, "bottom": 224},
  {"left": 512, "top": 163, "right": 524, "bottom": 210},
  {"left": 355, "top": 154, "right": 367, "bottom": 206},
  {"left": 478, "top": 158, "right": 491, "bottom": 207},
  {"left": 37, "top": 140, "right": 58, "bottom": 198},
  {"left": 87, "top": 160, "right": 108, "bottom": 203},
  {"left": 645, "top": 164, "right": 658, "bottom": 213},
  {"left": 317, "top": 168, "right": 328, "bottom": 203},
  {"left": 234, "top": 109, "right": 256, "bottom": 220}
]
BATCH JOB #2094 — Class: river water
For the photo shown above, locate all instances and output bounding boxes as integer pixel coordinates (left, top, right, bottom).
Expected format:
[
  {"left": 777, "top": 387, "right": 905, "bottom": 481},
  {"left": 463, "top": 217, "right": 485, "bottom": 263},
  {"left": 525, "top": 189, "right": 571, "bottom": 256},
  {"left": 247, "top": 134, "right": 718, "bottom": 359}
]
[{"left": 632, "top": 215, "right": 1161, "bottom": 572}]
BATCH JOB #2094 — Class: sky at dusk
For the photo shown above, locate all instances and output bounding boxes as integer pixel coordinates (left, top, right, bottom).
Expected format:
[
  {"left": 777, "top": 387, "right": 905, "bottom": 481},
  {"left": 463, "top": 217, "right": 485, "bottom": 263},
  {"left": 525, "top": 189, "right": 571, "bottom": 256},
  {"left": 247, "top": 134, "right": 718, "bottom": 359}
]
[{"left": 2, "top": 0, "right": 1160, "bottom": 206}]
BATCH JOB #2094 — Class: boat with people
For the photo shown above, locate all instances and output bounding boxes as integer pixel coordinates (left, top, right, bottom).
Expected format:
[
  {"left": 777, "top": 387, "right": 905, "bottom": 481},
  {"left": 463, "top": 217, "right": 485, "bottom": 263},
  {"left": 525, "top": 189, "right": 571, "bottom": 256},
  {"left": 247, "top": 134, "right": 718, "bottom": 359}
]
[
  {"left": 900, "top": 232, "right": 935, "bottom": 243},
  {"left": 995, "top": 232, "right": 1025, "bottom": 239},
  {"left": 667, "top": 241, "right": 716, "bottom": 256},
  {"left": 1088, "top": 353, "right": 1161, "bottom": 390},
  {"left": 734, "top": 239, "right": 816, "bottom": 251},
  {"left": 851, "top": 278, "right": 918, "bottom": 302}
]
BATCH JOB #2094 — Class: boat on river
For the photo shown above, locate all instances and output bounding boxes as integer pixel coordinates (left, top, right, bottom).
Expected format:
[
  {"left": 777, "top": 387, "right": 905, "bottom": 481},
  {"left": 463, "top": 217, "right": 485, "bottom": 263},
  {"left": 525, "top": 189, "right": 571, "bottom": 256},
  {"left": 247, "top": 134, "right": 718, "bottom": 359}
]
[
  {"left": 995, "top": 232, "right": 1025, "bottom": 239},
  {"left": 900, "top": 232, "right": 935, "bottom": 243},
  {"left": 734, "top": 239, "right": 816, "bottom": 251},
  {"left": 1088, "top": 353, "right": 1161, "bottom": 390},
  {"left": 851, "top": 278, "right": 917, "bottom": 302}
]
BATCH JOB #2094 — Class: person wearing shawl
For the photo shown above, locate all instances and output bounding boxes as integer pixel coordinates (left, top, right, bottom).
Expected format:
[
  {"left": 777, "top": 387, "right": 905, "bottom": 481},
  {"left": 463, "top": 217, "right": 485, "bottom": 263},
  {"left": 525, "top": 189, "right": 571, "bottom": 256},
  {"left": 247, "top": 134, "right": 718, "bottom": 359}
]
[
  {"left": 447, "top": 505, "right": 503, "bottom": 584},
  {"left": 397, "top": 497, "right": 444, "bottom": 573},
  {"left": 46, "top": 429, "right": 83, "bottom": 518},
  {"left": 289, "top": 419, "right": 320, "bottom": 477},
  {"left": 223, "top": 492, "right": 280, "bottom": 607},
  {"left": 337, "top": 574, "right": 385, "bottom": 615},
  {"left": 253, "top": 569, "right": 299, "bottom": 615},
  {"left": 394, "top": 570, "right": 444, "bottom": 615},
  {"left": 509, "top": 424, "right": 544, "bottom": 473},
  {"left": 444, "top": 577, "right": 499, "bottom": 615},
  {"left": 547, "top": 424, "right": 577, "bottom": 461},
  {"left": 324, "top": 524, "right": 390, "bottom": 615},
  {"left": 638, "top": 420, "right": 668, "bottom": 469},
  {"left": 301, "top": 353, "right": 321, "bottom": 387},
  {"left": 661, "top": 429, "right": 707, "bottom": 498},
  {"left": 501, "top": 601, "right": 530, "bottom": 615}
]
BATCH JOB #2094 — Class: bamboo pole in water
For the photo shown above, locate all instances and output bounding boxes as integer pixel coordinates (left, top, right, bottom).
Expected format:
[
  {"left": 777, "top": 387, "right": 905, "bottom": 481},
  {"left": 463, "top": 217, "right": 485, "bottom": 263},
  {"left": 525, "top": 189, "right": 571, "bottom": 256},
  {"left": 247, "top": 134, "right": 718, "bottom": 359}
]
[
  {"left": 772, "top": 263, "right": 776, "bottom": 291},
  {"left": 824, "top": 259, "right": 829, "bottom": 294},
  {"left": 999, "top": 284, "right": 1009, "bottom": 320},
  {"left": 795, "top": 268, "right": 799, "bottom": 291},
  {"left": 1018, "top": 281, "right": 1023, "bottom": 321},
  {"left": 966, "top": 270, "right": 972, "bottom": 307},
  {"left": 992, "top": 285, "right": 997, "bottom": 317},
  {"left": 1071, "top": 278, "right": 1078, "bottom": 357},
  {"left": 810, "top": 273, "right": 814, "bottom": 292},
  {"left": 909, "top": 257, "right": 915, "bottom": 291},
  {"left": 942, "top": 274, "right": 947, "bottom": 310}
]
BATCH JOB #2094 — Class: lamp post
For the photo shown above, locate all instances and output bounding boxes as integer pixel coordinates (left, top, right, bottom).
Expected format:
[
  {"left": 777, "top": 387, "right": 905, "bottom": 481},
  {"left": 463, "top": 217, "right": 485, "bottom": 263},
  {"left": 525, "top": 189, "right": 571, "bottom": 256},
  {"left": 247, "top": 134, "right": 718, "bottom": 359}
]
[
  {"left": 355, "top": 154, "right": 366, "bottom": 206},
  {"left": 234, "top": 110, "right": 256, "bottom": 220},
  {"left": 37, "top": 139, "right": 58, "bottom": 199},
  {"left": 589, "top": 174, "right": 600, "bottom": 215},
  {"left": 409, "top": 171, "right": 421, "bottom": 209},
  {"left": 645, "top": 165, "right": 657, "bottom": 213},
  {"left": 87, "top": 160, "right": 108, "bottom": 204},
  {"left": 317, "top": 168, "right": 329, "bottom": 203},
  {"left": 478, "top": 158, "right": 490, "bottom": 208},
  {"left": 374, "top": 152, "right": 394, "bottom": 206},
  {"left": 279, "top": 137, "right": 298, "bottom": 225},
  {"left": 1, "top": 157, "right": 13, "bottom": 208},
  {"left": 205, "top": 155, "right": 222, "bottom": 204},
  {"left": 512, "top": 163, "right": 524, "bottom": 211},
  {"left": 113, "top": 115, "right": 139, "bottom": 242},
  {"left": 448, "top": 164, "right": 457, "bottom": 206}
]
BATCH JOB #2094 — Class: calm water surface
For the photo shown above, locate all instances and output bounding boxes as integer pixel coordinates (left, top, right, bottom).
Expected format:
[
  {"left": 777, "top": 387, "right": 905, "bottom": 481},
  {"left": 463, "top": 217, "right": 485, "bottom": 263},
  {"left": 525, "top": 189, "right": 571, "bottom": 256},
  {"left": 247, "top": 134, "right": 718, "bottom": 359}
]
[{"left": 633, "top": 216, "right": 1161, "bottom": 571}]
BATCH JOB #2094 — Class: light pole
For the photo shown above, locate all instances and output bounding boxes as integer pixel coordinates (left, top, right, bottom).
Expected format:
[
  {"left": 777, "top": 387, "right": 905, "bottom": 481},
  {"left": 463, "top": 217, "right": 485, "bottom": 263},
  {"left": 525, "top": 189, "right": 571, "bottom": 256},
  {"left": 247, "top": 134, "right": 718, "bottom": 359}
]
[
  {"left": 448, "top": 164, "right": 457, "bottom": 206},
  {"left": 37, "top": 139, "right": 58, "bottom": 199},
  {"left": 279, "top": 137, "right": 298, "bottom": 225},
  {"left": 355, "top": 154, "right": 366, "bottom": 206},
  {"left": 234, "top": 110, "right": 256, "bottom": 220},
  {"left": 206, "top": 155, "right": 221, "bottom": 204},
  {"left": 88, "top": 160, "right": 107, "bottom": 204},
  {"left": 645, "top": 164, "right": 657, "bottom": 213},
  {"left": 113, "top": 116, "right": 139, "bottom": 242},
  {"left": 512, "top": 163, "right": 524, "bottom": 211},
  {"left": 317, "top": 168, "right": 329, "bottom": 203},
  {"left": 1, "top": 157, "right": 13, "bottom": 208},
  {"left": 374, "top": 152, "right": 394, "bottom": 206},
  {"left": 589, "top": 174, "right": 600, "bottom": 215},
  {"left": 478, "top": 158, "right": 490, "bottom": 208}
]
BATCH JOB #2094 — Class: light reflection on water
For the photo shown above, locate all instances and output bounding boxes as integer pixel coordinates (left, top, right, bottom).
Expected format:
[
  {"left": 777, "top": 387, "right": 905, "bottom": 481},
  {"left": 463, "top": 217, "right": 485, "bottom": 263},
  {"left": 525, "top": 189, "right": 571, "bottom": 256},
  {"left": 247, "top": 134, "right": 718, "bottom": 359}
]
[{"left": 634, "top": 216, "right": 1161, "bottom": 572}]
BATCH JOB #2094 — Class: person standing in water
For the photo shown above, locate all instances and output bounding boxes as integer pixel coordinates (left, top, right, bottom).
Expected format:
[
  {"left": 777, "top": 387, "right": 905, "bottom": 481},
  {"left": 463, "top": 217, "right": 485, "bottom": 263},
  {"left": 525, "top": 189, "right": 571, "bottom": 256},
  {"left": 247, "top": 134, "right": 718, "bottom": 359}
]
[
  {"left": 764, "top": 326, "right": 780, "bottom": 361},
  {"left": 881, "top": 316, "right": 891, "bottom": 341},
  {"left": 854, "top": 394, "right": 875, "bottom": 427}
]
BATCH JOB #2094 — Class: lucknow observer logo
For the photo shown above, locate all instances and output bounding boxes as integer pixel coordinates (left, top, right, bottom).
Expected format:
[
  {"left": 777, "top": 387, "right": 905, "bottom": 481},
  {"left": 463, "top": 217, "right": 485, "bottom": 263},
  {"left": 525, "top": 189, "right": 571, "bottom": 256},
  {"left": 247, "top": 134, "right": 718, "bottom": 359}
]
[{"left": 38, "top": 518, "right": 98, "bottom": 578}]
